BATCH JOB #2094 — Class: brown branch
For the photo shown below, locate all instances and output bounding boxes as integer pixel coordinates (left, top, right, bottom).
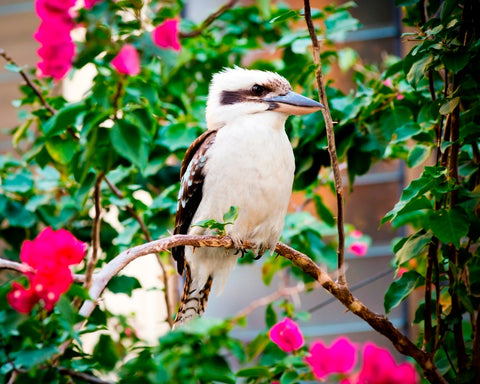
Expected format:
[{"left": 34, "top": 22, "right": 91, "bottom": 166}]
[
  {"left": 84, "top": 173, "right": 104, "bottom": 289},
  {"left": 0, "top": 48, "right": 55, "bottom": 115},
  {"left": 103, "top": 176, "right": 175, "bottom": 327},
  {"left": 58, "top": 368, "right": 113, "bottom": 384},
  {"left": 303, "top": 0, "right": 346, "bottom": 286},
  {"left": 179, "top": 0, "right": 238, "bottom": 38},
  {"left": 0, "top": 259, "right": 34, "bottom": 274}
]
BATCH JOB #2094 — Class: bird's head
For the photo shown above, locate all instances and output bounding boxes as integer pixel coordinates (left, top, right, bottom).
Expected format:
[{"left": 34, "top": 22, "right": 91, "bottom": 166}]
[{"left": 206, "top": 67, "right": 324, "bottom": 130}]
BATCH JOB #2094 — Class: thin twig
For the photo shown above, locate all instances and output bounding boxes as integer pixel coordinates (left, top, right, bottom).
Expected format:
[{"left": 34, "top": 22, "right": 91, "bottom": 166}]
[
  {"left": 303, "top": 0, "right": 346, "bottom": 287},
  {"left": 179, "top": 0, "right": 238, "bottom": 38},
  {"left": 233, "top": 281, "right": 318, "bottom": 320},
  {"left": 0, "top": 48, "right": 55, "bottom": 115},
  {"left": 84, "top": 173, "right": 104, "bottom": 289},
  {"left": 58, "top": 368, "right": 113, "bottom": 384},
  {"left": 0, "top": 259, "right": 34, "bottom": 274}
]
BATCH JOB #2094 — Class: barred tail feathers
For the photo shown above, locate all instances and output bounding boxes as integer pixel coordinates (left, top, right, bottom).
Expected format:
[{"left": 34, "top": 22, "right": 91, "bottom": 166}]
[{"left": 173, "top": 263, "right": 213, "bottom": 328}]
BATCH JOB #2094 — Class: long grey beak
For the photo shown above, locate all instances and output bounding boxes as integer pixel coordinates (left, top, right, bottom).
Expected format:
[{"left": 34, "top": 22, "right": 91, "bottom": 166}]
[{"left": 263, "top": 91, "right": 324, "bottom": 115}]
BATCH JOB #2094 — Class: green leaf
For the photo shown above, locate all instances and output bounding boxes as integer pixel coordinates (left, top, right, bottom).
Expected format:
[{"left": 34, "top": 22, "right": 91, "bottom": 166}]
[
  {"left": 5, "top": 200, "right": 36, "bottom": 227},
  {"left": 407, "top": 144, "right": 432, "bottom": 167},
  {"left": 443, "top": 53, "right": 469, "bottom": 74},
  {"left": 5, "top": 62, "right": 23, "bottom": 73},
  {"left": 325, "top": 10, "right": 360, "bottom": 41},
  {"left": 384, "top": 271, "right": 424, "bottom": 314},
  {"left": 12, "top": 346, "right": 58, "bottom": 370},
  {"left": 394, "top": 231, "right": 433, "bottom": 266},
  {"left": 382, "top": 166, "right": 447, "bottom": 225},
  {"left": 258, "top": 0, "right": 271, "bottom": 19},
  {"left": 42, "top": 101, "right": 85, "bottom": 136},
  {"left": 93, "top": 334, "right": 121, "bottom": 371},
  {"left": 270, "top": 10, "right": 299, "bottom": 24},
  {"left": 223, "top": 206, "right": 239, "bottom": 223},
  {"left": 265, "top": 303, "right": 277, "bottom": 328},
  {"left": 395, "top": 0, "right": 419, "bottom": 5},
  {"left": 338, "top": 47, "right": 358, "bottom": 71},
  {"left": 406, "top": 54, "right": 432, "bottom": 86},
  {"left": 107, "top": 275, "right": 142, "bottom": 297},
  {"left": 157, "top": 123, "right": 199, "bottom": 151},
  {"left": 439, "top": 97, "right": 460, "bottom": 115},
  {"left": 198, "top": 356, "right": 235, "bottom": 384},
  {"left": 110, "top": 120, "right": 149, "bottom": 169},
  {"left": 2, "top": 172, "right": 33, "bottom": 193},
  {"left": 236, "top": 366, "right": 271, "bottom": 378},
  {"left": 193, "top": 207, "right": 239, "bottom": 234},
  {"left": 247, "top": 333, "right": 270, "bottom": 361},
  {"left": 281, "top": 370, "right": 299, "bottom": 384},
  {"left": 45, "top": 136, "right": 78, "bottom": 164},
  {"left": 262, "top": 257, "right": 283, "bottom": 286},
  {"left": 313, "top": 195, "right": 336, "bottom": 227},
  {"left": 429, "top": 208, "right": 469, "bottom": 247}
]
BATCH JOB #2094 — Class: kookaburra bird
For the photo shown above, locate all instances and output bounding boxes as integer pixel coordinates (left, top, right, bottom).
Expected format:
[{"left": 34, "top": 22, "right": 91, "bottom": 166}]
[{"left": 172, "top": 67, "right": 323, "bottom": 327}]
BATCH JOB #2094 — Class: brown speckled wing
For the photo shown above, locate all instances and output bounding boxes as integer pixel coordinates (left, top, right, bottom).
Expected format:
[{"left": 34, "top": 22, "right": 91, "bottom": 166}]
[{"left": 172, "top": 129, "right": 217, "bottom": 275}]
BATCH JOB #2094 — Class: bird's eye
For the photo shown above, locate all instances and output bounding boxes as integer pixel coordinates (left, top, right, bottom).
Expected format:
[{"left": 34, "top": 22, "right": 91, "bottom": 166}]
[{"left": 251, "top": 84, "right": 266, "bottom": 96}]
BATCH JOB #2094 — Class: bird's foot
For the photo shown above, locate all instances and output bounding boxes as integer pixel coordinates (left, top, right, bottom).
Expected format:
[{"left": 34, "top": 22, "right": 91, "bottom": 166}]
[{"left": 234, "top": 248, "right": 247, "bottom": 258}]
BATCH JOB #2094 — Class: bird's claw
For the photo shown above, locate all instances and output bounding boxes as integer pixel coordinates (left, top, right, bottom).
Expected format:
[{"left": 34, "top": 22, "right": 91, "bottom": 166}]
[{"left": 234, "top": 248, "right": 247, "bottom": 258}]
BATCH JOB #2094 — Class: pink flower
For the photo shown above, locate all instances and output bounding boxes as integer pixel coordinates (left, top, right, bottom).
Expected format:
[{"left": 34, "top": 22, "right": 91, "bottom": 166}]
[
  {"left": 84, "top": 0, "right": 102, "bottom": 9},
  {"left": 33, "top": 0, "right": 76, "bottom": 80},
  {"left": 357, "top": 343, "right": 418, "bottom": 384},
  {"left": 152, "top": 19, "right": 181, "bottom": 51},
  {"left": 20, "top": 227, "right": 86, "bottom": 268},
  {"left": 397, "top": 267, "right": 409, "bottom": 277},
  {"left": 7, "top": 227, "right": 87, "bottom": 313},
  {"left": 305, "top": 336, "right": 357, "bottom": 380},
  {"left": 349, "top": 241, "right": 368, "bottom": 257},
  {"left": 269, "top": 318, "right": 304, "bottom": 352},
  {"left": 351, "top": 230, "right": 363, "bottom": 239},
  {"left": 7, "top": 283, "right": 38, "bottom": 314},
  {"left": 111, "top": 44, "right": 141, "bottom": 76},
  {"left": 396, "top": 94, "right": 405, "bottom": 100},
  {"left": 382, "top": 78, "right": 393, "bottom": 87}
]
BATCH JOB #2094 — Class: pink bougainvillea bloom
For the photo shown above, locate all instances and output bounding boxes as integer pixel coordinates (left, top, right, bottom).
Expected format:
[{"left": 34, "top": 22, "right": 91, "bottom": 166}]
[
  {"left": 20, "top": 227, "right": 87, "bottom": 269},
  {"left": 351, "top": 230, "right": 363, "bottom": 239},
  {"left": 35, "top": 0, "right": 76, "bottom": 19},
  {"left": 152, "top": 19, "right": 181, "bottom": 51},
  {"left": 397, "top": 267, "right": 409, "bottom": 277},
  {"left": 357, "top": 343, "right": 418, "bottom": 384},
  {"left": 349, "top": 241, "right": 368, "bottom": 257},
  {"left": 305, "top": 336, "right": 357, "bottom": 380},
  {"left": 7, "top": 227, "right": 87, "bottom": 314},
  {"left": 33, "top": 0, "right": 76, "bottom": 80},
  {"left": 396, "top": 94, "right": 405, "bottom": 100},
  {"left": 269, "top": 317, "right": 304, "bottom": 352},
  {"left": 84, "top": 0, "right": 102, "bottom": 9},
  {"left": 7, "top": 283, "right": 38, "bottom": 314},
  {"left": 111, "top": 44, "right": 141, "bottom": 76},
  {"left": 382, "top": 78, "right": 393, "bottom": 87}
]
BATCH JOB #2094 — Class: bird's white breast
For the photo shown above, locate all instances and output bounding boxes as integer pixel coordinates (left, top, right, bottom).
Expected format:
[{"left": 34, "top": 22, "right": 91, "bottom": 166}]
[{"left": 194, "top": 112, "right": 294, "bottom": 247}]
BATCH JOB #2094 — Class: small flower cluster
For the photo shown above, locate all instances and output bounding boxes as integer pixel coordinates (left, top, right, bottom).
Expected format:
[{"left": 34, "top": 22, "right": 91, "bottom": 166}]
[
  {"left": 269, "top": 318, "right": 418, "bottom": 384},
  {"left": 347, "top": 230, "right": 369, "bottom": 257},
  {"left": 7, "top": 227, "right": 87, "bottom": 314},
  {"left": 34, "top": 0, "right": 77, "bottom": 80},
  {"left": 111, "top": 19, "right": 181, "bottom": 76}
]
